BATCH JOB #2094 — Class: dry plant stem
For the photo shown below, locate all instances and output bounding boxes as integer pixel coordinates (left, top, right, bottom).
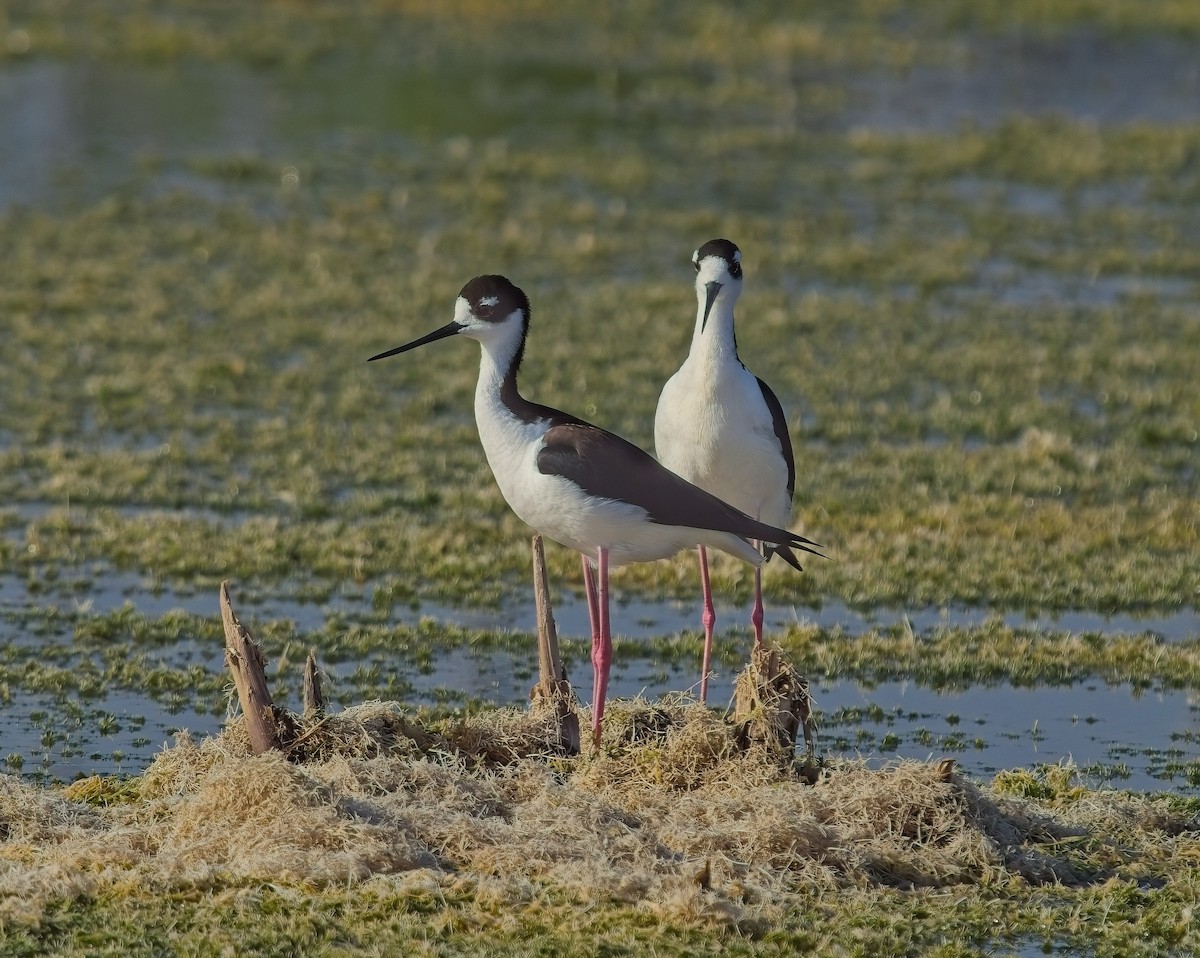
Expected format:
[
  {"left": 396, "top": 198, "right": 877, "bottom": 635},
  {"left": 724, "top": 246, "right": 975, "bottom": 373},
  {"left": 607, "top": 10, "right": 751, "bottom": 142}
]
[
  {"left": 303, "top": 650, "right": 324, "bottom": 716},
  {"left": 220, "top": 580, "right": 292, "bottom": 755},
  {"left": 530, "top": 535, "right": 581, "bottom": 755}
]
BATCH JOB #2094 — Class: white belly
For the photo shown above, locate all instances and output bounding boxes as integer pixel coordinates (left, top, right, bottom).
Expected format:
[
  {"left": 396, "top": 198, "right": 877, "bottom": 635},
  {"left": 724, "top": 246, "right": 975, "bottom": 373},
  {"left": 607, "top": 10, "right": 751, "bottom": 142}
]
[
  {"left": 476, "top": 399, "right": 757, "bottom": 568},
  {"left": 494, "top": 442, "right": 746, "bottom": 567}
]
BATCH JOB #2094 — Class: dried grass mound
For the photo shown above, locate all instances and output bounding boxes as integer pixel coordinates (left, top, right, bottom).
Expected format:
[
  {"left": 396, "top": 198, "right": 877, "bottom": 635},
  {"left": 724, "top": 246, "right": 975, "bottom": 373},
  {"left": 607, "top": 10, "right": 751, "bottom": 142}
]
[
  {"left": 731, "top": 646, "right": 815, "bottom": 766},
  {"left": 1, "top": 699, "right": 1193, "bottom": 930}
]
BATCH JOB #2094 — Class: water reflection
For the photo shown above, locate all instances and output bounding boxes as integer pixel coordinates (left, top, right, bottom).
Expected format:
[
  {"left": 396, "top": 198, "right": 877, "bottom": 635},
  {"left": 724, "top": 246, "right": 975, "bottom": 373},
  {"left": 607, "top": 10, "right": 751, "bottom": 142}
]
[{"left": 4, "top": 29, "right": 1200, "bottom": 212}]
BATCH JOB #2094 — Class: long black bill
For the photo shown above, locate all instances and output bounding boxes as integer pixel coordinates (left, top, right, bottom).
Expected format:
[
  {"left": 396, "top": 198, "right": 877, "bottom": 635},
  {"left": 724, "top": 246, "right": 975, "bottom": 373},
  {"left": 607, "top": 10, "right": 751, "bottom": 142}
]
[
  {"left": 367, "top": 321, "right": 465, "bottom": 362},
  {"left": 700, "top": 281, "right": 722, "bottom": 333}
]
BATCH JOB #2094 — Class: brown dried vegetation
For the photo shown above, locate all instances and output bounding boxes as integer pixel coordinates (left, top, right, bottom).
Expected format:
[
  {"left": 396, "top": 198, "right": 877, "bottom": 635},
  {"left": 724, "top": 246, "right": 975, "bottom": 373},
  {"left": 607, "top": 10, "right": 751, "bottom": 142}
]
[{"left": 3, "top": 696, "right": 1193, "bottom": 932}]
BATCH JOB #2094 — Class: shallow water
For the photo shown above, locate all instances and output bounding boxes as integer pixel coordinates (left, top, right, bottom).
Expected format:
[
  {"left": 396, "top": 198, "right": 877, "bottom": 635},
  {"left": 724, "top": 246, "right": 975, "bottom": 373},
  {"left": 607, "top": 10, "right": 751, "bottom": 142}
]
[
  {"left": 4, "top": 30, "right": 1200, "bottom": 214},
  {"left": 844, "top": 31, "right": 1200, "bottom": 132},
  {"left": 6, "top": 631, "right": 1198, "bottom": 793},
  {"left": 3, "top": 571, "right": 1197, "bottom": 790},
  {"left": 3, "top": 568, "right": 1196, "bottom": 643},
  {"left": 0, "top": 56, "right": 626, "bottom": 213}
]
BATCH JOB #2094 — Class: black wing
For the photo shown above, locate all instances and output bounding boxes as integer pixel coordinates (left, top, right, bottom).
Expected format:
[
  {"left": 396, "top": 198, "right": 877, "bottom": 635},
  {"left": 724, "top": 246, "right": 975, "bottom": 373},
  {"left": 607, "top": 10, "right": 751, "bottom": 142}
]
[{"left": 756, "top": 376, "right": 796, "bottom": 501}]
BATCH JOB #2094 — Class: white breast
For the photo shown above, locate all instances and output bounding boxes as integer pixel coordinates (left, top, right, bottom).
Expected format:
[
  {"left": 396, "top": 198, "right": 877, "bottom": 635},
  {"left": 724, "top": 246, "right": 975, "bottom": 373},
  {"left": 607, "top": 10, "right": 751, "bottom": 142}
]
[
  {"left": 655, "top": 359, "right": 791, "bottom": 528},
  {"left": 476, "top": 386, "right": 761, "bottom": 568}
]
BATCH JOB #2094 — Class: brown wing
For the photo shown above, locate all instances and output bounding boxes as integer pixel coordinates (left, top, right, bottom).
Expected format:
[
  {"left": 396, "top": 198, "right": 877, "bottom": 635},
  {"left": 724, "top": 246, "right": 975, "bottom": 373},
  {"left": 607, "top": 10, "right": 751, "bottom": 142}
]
[{"left": 535, "top": 422, "right": 822, "bottom": 561}]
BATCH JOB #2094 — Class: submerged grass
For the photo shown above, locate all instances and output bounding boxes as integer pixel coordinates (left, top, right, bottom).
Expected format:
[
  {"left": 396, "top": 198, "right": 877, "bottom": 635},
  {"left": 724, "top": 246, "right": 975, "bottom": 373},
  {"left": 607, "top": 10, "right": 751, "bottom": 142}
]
[
  {"left": 2, "top": 1, "right": 1199, "bottom": 950},
  {"left": 2, "top": 7, "right": 1200, "bottom": 619},
  {"left": 0, "top": 137, "right": 1196, "bottom": 610},
  {"left": 5, "top": 0, "right": 1200, "bottom": 68},
  {"left": 5, "top": 602, "right": 1198, "bottom": 715},
  {"left": 0, "top": 5, "right": 1197, "bottom": 616},
  {"left": 3, "top": 596, "right": 1197, "bottom": 787}
]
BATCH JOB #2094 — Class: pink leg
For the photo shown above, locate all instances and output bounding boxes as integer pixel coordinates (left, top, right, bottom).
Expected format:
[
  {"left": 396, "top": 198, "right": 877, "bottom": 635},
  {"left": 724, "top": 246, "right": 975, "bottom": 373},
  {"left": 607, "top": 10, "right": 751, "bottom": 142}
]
[
  {"left": 581, "top": 554, "right": 600, "bottom": 647},
  {"left": 581, "top": 554, "right": 602, "bottom": 743},
  {"left": 698, "top": 546, "right": 716, "bottom": 704},
  {"left": 751, "top": 540, "right": 765, "bottom": 648},
  {"left": 589, "top": 547, "right": 612, "bottom": 748}
]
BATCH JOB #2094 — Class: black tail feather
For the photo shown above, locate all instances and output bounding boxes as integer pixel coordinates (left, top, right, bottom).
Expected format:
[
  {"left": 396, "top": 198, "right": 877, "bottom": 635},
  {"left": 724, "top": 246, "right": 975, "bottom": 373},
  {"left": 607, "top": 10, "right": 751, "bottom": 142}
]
[{"left": 765, "top": 537, "right": 827, "bottom": 571}]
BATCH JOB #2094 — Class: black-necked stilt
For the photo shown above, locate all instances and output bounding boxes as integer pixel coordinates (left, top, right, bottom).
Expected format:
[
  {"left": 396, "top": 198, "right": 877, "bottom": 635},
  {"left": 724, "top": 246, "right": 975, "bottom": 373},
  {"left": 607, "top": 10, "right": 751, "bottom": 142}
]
[
  {"left": 369, "top": 274, "right": 822, "bottom": 746},
  {"left": 655, "top": 239, "right": 813, "bottom": 702}
]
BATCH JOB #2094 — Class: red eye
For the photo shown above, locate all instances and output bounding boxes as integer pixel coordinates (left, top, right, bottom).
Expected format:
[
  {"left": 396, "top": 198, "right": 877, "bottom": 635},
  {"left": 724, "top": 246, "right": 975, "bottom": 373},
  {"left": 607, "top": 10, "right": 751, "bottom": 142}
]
[{"left": 476, "top": 303, "right": 494, "bottom": 318}]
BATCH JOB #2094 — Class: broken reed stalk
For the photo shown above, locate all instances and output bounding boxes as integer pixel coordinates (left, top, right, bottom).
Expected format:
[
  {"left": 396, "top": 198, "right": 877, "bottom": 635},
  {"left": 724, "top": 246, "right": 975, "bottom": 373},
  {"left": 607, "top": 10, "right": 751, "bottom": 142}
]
[
  {"left": 220, "top": 580, "right": 296, "bottom": 755},
  {"left": 530, "top": 535, "right": 581, "bottom": 755},
  {"left": 303, "top": 651, "right": 325, "bottom": 716}
]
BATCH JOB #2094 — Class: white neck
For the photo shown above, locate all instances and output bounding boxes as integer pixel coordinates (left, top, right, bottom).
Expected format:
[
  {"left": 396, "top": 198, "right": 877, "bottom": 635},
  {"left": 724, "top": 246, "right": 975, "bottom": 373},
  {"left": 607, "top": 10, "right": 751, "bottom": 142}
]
[
  {"left": 470, "top": 322, "right": 547, "bottom": 496},
  {"left": 469, "top": 324, "right": 549, "bottom": 513},
  {"left": 474, "top": 327, "right": 522, "bottom": 413},
  {"left": 691, "top": 291, "right": 739, "bottom": 364}
]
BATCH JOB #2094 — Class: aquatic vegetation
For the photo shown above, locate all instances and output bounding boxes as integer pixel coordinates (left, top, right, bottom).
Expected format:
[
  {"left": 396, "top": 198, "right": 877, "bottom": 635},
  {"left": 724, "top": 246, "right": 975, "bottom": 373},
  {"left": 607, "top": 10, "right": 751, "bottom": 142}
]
[{"left": 0, "top": 0, "right": 1198, "bottom": 951}]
